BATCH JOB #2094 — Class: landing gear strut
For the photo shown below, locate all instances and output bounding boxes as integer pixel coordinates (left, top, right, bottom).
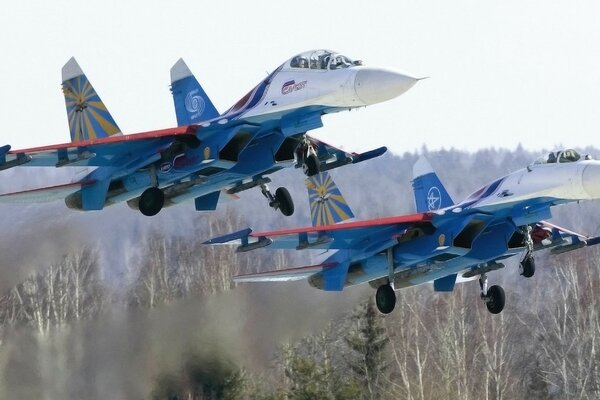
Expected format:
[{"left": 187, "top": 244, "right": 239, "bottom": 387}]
[
  {"left": 297, "top": 137, "right": 320, "bottom": 177},
  {"left": 261, "top": 183, "right": 294, "bottom": 216},
  {"left": 139, "top": 187, "right": 165, "bottom": 216},
  {"left": 479, "top": 273, "right": 505, "bottom": 314},
  {"left": 519, "top": 226, "right": 536, "bottom": 278},
  {"left": 375, "top": 284, "right": 396, "bottom": 314}
]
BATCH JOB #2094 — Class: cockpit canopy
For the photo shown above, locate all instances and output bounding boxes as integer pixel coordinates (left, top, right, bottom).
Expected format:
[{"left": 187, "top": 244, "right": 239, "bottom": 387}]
[
  {"left": 288, "top": 49, "right": 362, "bottom": 70},
  {"left": 533, "top": 149, "right": 591, "bottom": 165}
]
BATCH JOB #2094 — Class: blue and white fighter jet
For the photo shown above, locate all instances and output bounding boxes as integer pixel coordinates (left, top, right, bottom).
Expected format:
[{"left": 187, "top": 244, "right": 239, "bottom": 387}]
[
  {"left": 0, "top": 50, "right": 419, "bottom": 216},
  {"left": 205, "top": 149, "right": 600, "bottom": 314}
]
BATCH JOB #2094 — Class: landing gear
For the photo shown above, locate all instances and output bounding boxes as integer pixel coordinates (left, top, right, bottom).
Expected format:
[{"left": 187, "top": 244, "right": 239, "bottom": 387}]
[
  {"left": 519, "top": 226, "right": 536, "bottom": 278},
  {"left": 297, "top": 136, "right": 320, "bottom": 177},
  {"left": 261, "top": 184, "right": 294, "bottom": 216},
  {"left": 519, "top": 256, "right": 536, "bottom": 278},
  {"left": 303, "top": 153, "right": 320, "bottom": 177},
  {"left": 375, "top": 284, "right": 396, "bottom": 314},
  {"left": 479, "top": 273, "right": 505, "bottom": 314},
  {"left": 139, "top": 187, "right": 165, "bottom": 216}
]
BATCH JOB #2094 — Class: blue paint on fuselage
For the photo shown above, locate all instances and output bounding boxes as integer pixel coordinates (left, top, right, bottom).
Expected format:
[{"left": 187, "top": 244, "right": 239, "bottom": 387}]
[
  {"left": 114, "top": 104, "right": 339, "bottom": 204},
  {"left": 312, "top": 196, "right": 565, "bottom": 291}
]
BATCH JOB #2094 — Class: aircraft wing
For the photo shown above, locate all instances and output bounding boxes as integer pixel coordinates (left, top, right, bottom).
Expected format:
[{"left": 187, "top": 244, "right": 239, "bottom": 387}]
[
  {"left": 204, "top": 213, "right": 433, "bottom": 252},
  {"left": 0, "top": 126, "right": 199, "bottom": 170},
  {"left": 306, "top": 134, "right": 387, "bottom": 172},
  {"left": 233, "top": 262, "right": 337, "bottom": 283},
  {"left": 0, "top": 179, "right": 95, "bottom": 203},
  {"left": 533, "top": 220, "right": 600, "bottom": 255}
]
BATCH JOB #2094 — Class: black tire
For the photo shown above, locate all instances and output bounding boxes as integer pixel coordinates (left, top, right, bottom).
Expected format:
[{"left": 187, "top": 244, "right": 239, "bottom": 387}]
[
  {"left": 520, "top": 256, "right": 535, "bottom": 278},
  {"left": 275, "top": 187, "right": 294, "bottom": 216},
  {"left": 139, "top": 187, "right": 165, "bottom": 216},
  {"left": 303, "top": 153, "right": 320, "bottom": 177},
  {"left": 375, "top": 284, "right": 396, "bottom": 314},
  {"left": 486, "top": 285, "right": 505, "bottom": 314}
]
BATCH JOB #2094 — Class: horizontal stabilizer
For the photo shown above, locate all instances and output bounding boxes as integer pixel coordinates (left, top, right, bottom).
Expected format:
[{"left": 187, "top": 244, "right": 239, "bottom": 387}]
[
  {"left": 351, "top": 146, "right": 387, "bottom": 164},
  {"left": 203, "top": 228, "right": 252, "bottom": 244},
  {"left": 234, "top": 262, "right": 337, "bottom": 283},
  {"left": 318, "top": 146, "right": 388, "bottom": 173}
]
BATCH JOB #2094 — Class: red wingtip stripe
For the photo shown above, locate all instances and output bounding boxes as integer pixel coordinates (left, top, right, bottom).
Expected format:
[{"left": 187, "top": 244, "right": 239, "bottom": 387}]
[
  {"left": 234, "top": 262, "right": 337, "bottom": 279},
  {"left": 10, "top": 125, "right": 198, "bottom": 154},
  {"left": 252, "top": 212, "right": 432, "bottom": 237}
]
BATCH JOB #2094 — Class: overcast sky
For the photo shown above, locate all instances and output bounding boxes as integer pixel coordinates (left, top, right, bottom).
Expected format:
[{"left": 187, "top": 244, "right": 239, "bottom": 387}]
[{"left": 1, "top": 1, "right": 599, "bottom": 155}]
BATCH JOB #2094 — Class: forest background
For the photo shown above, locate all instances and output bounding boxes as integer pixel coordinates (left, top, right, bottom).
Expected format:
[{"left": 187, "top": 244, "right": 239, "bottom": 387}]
[{"left": 0, "top": 146, "right": 599, "bottom": 399}]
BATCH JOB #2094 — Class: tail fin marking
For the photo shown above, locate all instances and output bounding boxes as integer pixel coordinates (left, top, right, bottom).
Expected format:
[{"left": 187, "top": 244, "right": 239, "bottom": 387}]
[
  {"left": 170, "top": 58, "right": 220, "bottom": 126},
  {"left": 62, "top": 57, "right": 121, "bottom": 142},
  {"left": 306, "top": 172, "right": 354, "bottom": 227},
  {"left": 412, "top": 156, "right": 454, "bottom": 213}
]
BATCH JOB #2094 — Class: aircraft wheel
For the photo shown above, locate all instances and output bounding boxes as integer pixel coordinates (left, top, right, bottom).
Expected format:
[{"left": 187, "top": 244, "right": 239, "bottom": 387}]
[
  {"left": 485, "top": 285, "right": 505, "bottom": 314},
  {"left": 303, "top": 154, "right": 320, "bottom": 177},
  {"left": 139, "top": 187, "right": 165, "bottom": 216},
  {"left": 519, "top": 256, "right": 535, "bottom": 278},
  {"left": 275, "top": 187, "right": 294, "bottom": 216},
  {"left": 375, "top": 284, "right": 396, "bottom": 314}
]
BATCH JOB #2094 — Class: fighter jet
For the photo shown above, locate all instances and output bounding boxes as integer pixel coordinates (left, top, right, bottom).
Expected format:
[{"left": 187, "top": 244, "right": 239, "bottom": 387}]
[
  {"left": 205, "top": 149, "right": 600, "bottom": 314},
  {"left": 0, "top": 50, "right": 419, "bottom": 216}
]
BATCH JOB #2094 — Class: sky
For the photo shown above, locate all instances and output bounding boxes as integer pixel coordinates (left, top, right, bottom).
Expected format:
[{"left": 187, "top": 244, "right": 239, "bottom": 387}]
[{"left": 0, "top": 1, "right": 599, "bottom": 155}]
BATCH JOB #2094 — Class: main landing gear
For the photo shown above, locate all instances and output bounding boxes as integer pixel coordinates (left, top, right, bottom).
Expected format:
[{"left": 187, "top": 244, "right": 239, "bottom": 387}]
[
  {"left": 479, "top": 273, "right": 505, "bottom": 314},
  {"left": 375, "top": 284, "right": 396, "bottom": 314},
  {"left": 261, "top": 183, "right": 294, "bottom": 216},
  {"left": 375, "top": 248, "right": 397, "bottom": 314},
  {"left": 139, "top": 187, "right": 165, "bottom": 216}
]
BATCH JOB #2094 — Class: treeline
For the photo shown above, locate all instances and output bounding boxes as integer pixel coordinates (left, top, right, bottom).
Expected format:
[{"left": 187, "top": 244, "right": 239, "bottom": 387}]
[
  {"left": 0, "top": 147, "right": 599, "bottom": 398},
  {"left": 0, "top": 225, "right": 599, "bottom": 399}
]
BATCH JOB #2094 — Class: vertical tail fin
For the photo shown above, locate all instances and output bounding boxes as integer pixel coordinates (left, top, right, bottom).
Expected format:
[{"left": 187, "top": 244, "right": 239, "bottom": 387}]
[
  {"left": 170, "top": 58, "right": 220, "bottom": 126},
  {"left": 62, "top": 57, "right": 121, "bottom": 142},
  {"left": 412, "top": 156, "right": 454, "bottom": 212},
  {"left": 306, "top": 172, "right": 355, "bottom": 227}
]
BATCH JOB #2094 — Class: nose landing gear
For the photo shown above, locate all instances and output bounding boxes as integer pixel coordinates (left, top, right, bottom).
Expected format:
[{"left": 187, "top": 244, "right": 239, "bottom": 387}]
[
  {"left": 519, "top": 226, "right": 536, "bottom": 278},
  {"left": 297, "top": 137, "right": 321, "bottom": 177}
]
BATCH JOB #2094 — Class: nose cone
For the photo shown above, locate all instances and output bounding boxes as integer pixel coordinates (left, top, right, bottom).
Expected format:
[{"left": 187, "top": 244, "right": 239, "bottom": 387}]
[
  {"left": 582, "top": 163, "right": 600, "bottom": 198},
  {"left": 354, "top": 68, "right": 419, "bottom": 105}
]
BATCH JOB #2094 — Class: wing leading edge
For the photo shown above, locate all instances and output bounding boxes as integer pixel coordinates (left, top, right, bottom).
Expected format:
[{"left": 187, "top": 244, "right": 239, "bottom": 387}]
[{"left": 204, "top": 212, "right": 433, "bottom": 252}]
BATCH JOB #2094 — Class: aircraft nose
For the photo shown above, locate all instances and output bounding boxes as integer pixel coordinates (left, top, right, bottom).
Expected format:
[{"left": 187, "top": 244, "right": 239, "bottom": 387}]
[
  {"left": 581, "top": 163, "right": 600, "bottom": 198},
  {"left": 354, "top": 68, "right": 420, "bottom": 105}
]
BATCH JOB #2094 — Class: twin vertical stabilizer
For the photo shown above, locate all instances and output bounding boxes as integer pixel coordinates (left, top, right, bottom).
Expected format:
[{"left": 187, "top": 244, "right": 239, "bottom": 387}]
[
  {"left": 306, "top": 172, "right": 354, "bottom": 227},
  {"left": 170, "top": 58, "right": 220, "bottom": 126},
  {"left": 62, "top": 57, "right": 121, "bottom": 142},
  {"left": 412, "top": 156, "right": 454, "bottom": 212}
]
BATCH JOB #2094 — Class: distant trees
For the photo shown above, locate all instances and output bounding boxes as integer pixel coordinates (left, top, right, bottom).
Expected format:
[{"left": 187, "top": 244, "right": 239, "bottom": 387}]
[
  {"left": 0, "top": 247, "right": 104, "bottom": 334},
  {"left": 1, "top": 148, "right": 600, "bottom": 398},
  {"left": 344, "top": 298, "right": 389, "bottom": 400}
]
